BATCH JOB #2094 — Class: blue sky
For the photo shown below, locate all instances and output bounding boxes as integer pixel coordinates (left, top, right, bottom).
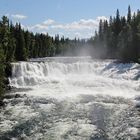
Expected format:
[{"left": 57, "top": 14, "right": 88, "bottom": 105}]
[{"left": 0, "top": 0, "right": 140, "bottom": 39}]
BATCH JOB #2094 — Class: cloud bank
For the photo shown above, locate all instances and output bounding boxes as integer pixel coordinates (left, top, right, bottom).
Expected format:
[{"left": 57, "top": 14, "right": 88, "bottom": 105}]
[
  {"left": 23, "top": 16, "right": 108, "bottom": 39},
  {"left": 11, "top": 14, "right": 27, "bottom": 20}
]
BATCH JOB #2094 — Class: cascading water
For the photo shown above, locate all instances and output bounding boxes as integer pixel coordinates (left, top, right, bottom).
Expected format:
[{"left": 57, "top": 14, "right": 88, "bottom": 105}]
[
  {"left": 9, "top": 57, "right": 106, "bottom": 87},
  {"left": 0, "top": 57, "right": 140, "bottom": 140}
]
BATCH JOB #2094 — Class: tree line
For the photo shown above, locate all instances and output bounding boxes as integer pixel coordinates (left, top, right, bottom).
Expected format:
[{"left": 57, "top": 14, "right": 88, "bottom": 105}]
[
  {"left": 89, "top": 6, "right": 140, "bottom": 62},
  {"left": 0, "top": 16, "right": 87, "bottom": 62}
]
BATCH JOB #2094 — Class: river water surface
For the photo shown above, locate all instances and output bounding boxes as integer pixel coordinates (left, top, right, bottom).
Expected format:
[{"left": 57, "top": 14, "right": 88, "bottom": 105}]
[{"left": 0, "top": 57, "right": 140, "bottom": 140}]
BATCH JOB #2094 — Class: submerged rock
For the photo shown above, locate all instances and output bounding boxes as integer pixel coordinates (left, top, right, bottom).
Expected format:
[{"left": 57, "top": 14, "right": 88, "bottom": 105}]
[
  {"left": 15, "top": 94, "right": 21, "bottom": 98},
  {"left": 0, "top": 100, "right": 5, "bottom": 107}
]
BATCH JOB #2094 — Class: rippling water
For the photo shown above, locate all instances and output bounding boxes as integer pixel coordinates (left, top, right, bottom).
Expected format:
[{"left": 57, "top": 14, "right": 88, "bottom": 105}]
[{"left": 0, "top": 57, "right": 140, "bottom": 140}]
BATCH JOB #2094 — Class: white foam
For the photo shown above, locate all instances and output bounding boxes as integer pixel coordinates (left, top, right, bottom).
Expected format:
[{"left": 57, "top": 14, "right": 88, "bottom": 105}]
[
  {"left": 3, "top": 57, "right": 140, "bottom": 139},
  {"left": 9, "top": 58, "right": 140, "bottom": 99}
]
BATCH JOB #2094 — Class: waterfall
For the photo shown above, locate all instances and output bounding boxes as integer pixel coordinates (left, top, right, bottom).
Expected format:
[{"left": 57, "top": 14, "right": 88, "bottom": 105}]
[
  {"left": 9, "top": 61, "right": 103, "bottom": 87},
  {"left": 2, "top": 57, "right": 140, "bottom": 140},
  {"left": 9, "top": 57, "right": 140, "bottom": 88}
]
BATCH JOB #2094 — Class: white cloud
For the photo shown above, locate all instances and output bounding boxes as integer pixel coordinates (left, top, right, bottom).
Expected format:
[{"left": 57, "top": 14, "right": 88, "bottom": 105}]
[
  {"left": 43, "top": 19, "right": 55, "bottom": 25},
  {"left": 51, "top": 19, "right": 99, "bottom": 30},
  {"left": 11, "top": 14, "right": 27, "bottom": 20},
  {"left": 4, "top": 13, "right": 10, "bottom": 17},
  {"left": 51, "top": 17, "right": 108, "bottom": 31},
  {"left": 29, "top": 19, "right": 55, "bottom": 31},
  {"left": 97, "top": 16, "right": 108, "bottom": 21},
  {"left": 20, "top": 24, "right": 26, "bottom": 29},
  {"left": 31, "top": 24, "right": 49, "bottom": 30},
  {"left": 41, "top": 31, "right": 48, "bottom": 35},
  {"left": 28, "top": 16, "right": 108, "bottom": 31},
  {"left": 25, "top": 16, "right": 108, "bottom": 39}
]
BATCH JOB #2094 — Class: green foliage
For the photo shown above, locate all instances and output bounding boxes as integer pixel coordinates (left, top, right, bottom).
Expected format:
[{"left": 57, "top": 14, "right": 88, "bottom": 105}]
[
  {"left": 127, "top": 5, "right": 131, "bottom": 23},
  {"left": 90, "top": 6, "right": 140, "bottom": 62},
  {"left": 0, "top": 45, "right": 5, "bottom": 97}
]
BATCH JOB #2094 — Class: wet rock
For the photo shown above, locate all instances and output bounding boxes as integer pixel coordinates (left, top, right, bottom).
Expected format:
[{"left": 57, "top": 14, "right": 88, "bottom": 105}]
[
  {"left": 15, "top": 94, "right": 21, "bottom": 98},
  {"left": 4, "top": 77, "right": 9, "bottom": 85},
  {"left": 14, "top": 94, "right": 26, "bottom": 98},
  {"left": 4, "top": 93, "right": 27, "bottom": 100},
  {"left": 5, "top": 62, "right": 12, "bottom": 77},
  {"left": 135, "top": 103, "right": 140, "bottom": 112},
  {"left": 0, "top": 100, "right": 5, "bottom": 106},
  {"left": 4, "top": 94, "right": 16, "bottom": 99},
  {"left": 7, "top": 85, "right": 11, "bottom": 90}
]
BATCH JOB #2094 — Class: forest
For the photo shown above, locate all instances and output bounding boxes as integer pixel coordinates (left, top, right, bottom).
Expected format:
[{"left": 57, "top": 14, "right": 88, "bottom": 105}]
[
  {"left": 90, "top": 6, "right": 140, "bottom": 62},
  {"left": 0, "top": 6, "right": 140, "bottom": 97}
]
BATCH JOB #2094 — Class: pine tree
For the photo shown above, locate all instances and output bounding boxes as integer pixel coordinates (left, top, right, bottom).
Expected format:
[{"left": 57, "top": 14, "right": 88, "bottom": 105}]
[
  {"left": 99, "top": 19, "right": 104, "bottom": 41},
  {"left": 15, "top": 23, "right": 27, "bottom": 61},
  {"left": 115, "top": 9, "right": 121, "bottom": 35},
  {"left": 24, "top": 31, "right": 31, "bottom": 58},
  {"left": 0, "top": 16, "right": 10, "bottom": 60},
  {"left": 127, "top": 5, "right": 131, "bottom": 24}
]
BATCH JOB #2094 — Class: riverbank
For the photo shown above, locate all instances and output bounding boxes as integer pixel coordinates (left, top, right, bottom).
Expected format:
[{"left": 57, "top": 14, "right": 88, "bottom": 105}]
[{"left": 0, "top": 62, "right": 12, "bottom": 104}]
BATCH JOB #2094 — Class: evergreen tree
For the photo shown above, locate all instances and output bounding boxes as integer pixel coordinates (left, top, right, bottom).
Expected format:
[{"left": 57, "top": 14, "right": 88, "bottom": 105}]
[
  {"left": 127, "top": 5, "right": 131, "bottom": 23},
  {"left": 0, "top": 16, "right": 10, "bottom": 60},
  {"left": 24, "top": 31, "right": 31, "bottom": 58},
  {"left": 15, "top": 24, "right": 27, "bottom": 61},
  {"left": 92, "top": 6, "right": 140, "bottom": 62}
]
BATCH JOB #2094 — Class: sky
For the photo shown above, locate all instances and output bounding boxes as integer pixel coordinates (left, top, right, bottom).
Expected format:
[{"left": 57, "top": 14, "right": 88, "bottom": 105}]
[{"left": 0, "top": 0, "right": 140, "bottom": 39}]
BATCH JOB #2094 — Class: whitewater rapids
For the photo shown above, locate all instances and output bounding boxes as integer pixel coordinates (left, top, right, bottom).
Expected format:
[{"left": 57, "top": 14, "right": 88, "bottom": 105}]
[{"left": 0, "top": 57, "right": 140, "bottom": 140}]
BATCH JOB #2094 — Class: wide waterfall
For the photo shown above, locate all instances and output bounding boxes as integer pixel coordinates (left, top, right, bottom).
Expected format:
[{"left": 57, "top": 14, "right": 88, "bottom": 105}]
[
  {"left": 9, "top": 57, "right": 106, "bottom": 87},
  {"left": 9, "top": 57, "right": 140, "bottom": 88},
  {"left": 1, "top": 57, "right": 140, "bottom": 140}
]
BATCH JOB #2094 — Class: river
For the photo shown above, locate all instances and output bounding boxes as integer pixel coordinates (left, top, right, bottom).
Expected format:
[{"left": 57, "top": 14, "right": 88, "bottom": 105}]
[{"left": 0, "top": 57, "right": 140, "bottom": 140}]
